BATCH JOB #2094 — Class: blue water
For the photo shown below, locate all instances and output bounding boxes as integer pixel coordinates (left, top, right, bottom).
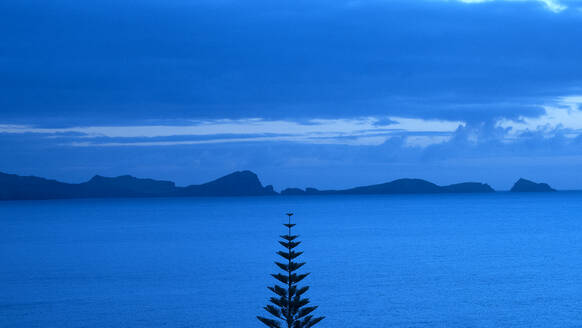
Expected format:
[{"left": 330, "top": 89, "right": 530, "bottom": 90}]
[{"left": 2, "top": 193, "right": 582, "bottom": 327}]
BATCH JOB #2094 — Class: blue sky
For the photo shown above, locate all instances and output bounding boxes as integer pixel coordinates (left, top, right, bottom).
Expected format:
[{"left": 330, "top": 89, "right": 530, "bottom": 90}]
[{"left": 1, "top": 0, "right": 582, "bottom": 190}]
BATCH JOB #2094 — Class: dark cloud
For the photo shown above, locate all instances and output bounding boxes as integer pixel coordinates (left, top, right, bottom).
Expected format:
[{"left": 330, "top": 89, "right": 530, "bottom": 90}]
[{"left": 1, "top": 0, "right": 581, "bottom": 124}]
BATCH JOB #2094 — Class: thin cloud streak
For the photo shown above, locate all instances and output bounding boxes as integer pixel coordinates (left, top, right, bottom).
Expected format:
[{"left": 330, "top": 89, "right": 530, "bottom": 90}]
[
  {"left": 0, "top": 117, "right": 465, "bottom": 147},
  {"left": 69, "top": 135, "right": 393, "bottom": 147},
  {"left": 456, "top": 0, "right": 567, "bottom": 12}
]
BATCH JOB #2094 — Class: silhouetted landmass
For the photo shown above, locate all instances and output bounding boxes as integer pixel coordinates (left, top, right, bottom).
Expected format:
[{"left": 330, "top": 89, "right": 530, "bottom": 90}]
[
  {"left": 0, "top": 172, "right": 79, "bottom": 200},
  {"left": 281, "top": 179, "right": 494, "bottom": 195},
  {"left": 175, "top": 171, "right": 275, "bottom": 197},
  {"left": 80, "top": 175, "right": 176, "bottom": 197},
  {"left": 442, "top": 182, "right": 495, "bottom": 193},
  {"left": 0, "top": 170, "right": 275, "bottom": 200},
  {"left": 510, "top": 178, "right": 556, "bottom": 192},
  {"left": 337, "top": 178, "right": 443, "bottom": 194},
  {"left": 0, "top": 170, "right": 560, "bottom": 201}
]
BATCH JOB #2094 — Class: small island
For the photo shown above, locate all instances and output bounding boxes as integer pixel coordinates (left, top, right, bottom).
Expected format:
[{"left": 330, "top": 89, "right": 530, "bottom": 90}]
[{"left": 510, "top": 178, "right": 556, "bottom": 192}]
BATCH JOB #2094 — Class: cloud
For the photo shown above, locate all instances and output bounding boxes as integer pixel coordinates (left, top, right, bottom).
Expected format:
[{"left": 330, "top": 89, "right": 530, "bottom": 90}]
[
  {"left": 496, "top": 96, "right": 582, "bottom": 138},
  {"left": 4, "top": 94, "right": 582, "bottom": 149},
  {"left": 456, "top": 0, "right": 567, "bottom": 12},
  {"left": 0, "top": 117, "right": 465, "bottom": 147},
  {"left": 539, "top": 0, "right": 568, "bottom": 11},
  {"left": 405, "top": 135, "right": 453, "bottom": 148},
  {"left": 69, "top": 135, "right": 393, "bottom": 147},
  {"left": 2, "top": 0, "right": 581, "bottom": 127}
]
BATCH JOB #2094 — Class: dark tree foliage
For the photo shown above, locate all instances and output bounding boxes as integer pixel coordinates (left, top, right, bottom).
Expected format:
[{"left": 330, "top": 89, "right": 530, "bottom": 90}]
[{"left": 258, "top": 213, "right": 325, "bottom": 328}]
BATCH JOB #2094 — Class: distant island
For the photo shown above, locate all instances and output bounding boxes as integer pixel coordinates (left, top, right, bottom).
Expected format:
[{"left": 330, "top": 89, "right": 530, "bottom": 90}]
[
  {"left": 281, "top": 180, "right": 494, "bottom": 195},
  {"left": 0, "top": 170, "right": 557, "bottom": 200},
  {"left": 510, "top": 178, "right": 556, "bottom": 192}
]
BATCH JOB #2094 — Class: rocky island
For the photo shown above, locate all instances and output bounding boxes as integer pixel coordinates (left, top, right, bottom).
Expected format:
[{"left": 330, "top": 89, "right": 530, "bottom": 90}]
[{"left": 510, "top": 178, "right": 556, "bottom": 192}]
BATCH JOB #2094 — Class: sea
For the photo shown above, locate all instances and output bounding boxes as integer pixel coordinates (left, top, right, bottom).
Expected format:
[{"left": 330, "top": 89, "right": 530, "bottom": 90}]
[{"left": 2, "top": 193, "right": 582, "bottom": 328}]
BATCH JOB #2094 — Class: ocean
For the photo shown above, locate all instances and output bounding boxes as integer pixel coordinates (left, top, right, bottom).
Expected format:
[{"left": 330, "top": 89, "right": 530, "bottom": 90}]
[{"left": 2, "top": 193, "right": 582, "bottom": 327}]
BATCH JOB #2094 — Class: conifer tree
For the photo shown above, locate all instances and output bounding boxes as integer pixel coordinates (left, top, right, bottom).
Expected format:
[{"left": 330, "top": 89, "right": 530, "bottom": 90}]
[{"left": 258, "top": 213, "right": 325, "bottom": 328}]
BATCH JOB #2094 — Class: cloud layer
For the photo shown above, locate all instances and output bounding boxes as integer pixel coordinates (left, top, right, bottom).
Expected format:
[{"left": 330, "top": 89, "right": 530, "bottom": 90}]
[{"left": 3, "top": 96, "right": 580, "bottom": 148}]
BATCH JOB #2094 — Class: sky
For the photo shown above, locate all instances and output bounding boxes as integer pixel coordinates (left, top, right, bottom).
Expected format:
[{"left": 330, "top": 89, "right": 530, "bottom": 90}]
[{"left": 1, "top": 0, "right": 582, "bottom": 190}]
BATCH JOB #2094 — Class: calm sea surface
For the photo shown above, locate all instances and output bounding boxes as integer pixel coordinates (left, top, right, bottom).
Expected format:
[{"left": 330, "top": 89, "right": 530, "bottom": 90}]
[{"left": 2, "top": 193, "right": 582, "bottom": 327}]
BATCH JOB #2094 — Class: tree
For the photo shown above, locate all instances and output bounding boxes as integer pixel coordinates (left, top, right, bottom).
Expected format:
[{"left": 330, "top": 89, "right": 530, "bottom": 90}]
[{"left": 258, "top": 213, "right": 325, "bottom": 328}]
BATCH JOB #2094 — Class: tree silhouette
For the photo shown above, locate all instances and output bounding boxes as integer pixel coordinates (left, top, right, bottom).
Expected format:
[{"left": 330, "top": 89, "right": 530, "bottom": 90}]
[{"left": 258, "top": 213, "right": 325, "bottom": 328}]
